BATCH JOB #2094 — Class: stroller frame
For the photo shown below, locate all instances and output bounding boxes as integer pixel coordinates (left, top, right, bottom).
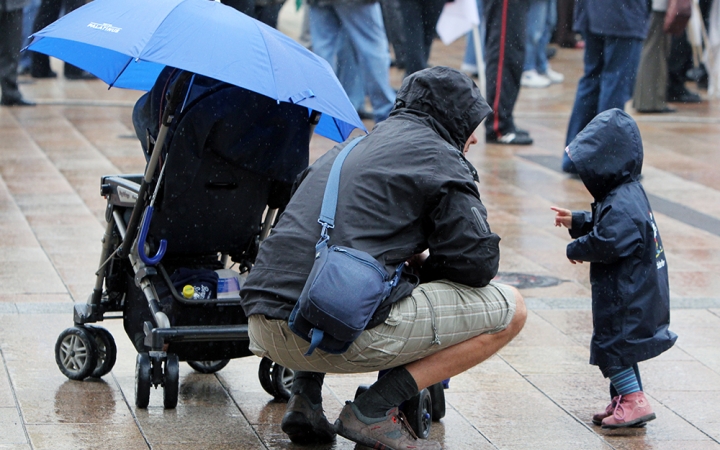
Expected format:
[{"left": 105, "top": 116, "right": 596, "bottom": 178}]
[{"left": 55, "top": 70, "right": 320, "bottom": 408}]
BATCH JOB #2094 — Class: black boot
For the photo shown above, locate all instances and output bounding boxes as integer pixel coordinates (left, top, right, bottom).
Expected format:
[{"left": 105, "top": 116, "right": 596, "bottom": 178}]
[{"left": 281, "top": 371, "right": 335, "bottom": 444}]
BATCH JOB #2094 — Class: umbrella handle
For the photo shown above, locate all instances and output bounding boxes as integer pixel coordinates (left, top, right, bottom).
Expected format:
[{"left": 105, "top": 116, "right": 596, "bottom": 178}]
[{"left": 137, "top": 205, "right": 167, "bottom": 266}]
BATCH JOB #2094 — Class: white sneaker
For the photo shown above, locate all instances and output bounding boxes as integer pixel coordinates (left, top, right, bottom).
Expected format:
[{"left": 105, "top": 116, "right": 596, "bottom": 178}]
[
  {"left": 543, "top": 66, "right": 564, "bottom": 84},
  {"left": 521, "top": 70, "right": 551, "bottom": 88}
]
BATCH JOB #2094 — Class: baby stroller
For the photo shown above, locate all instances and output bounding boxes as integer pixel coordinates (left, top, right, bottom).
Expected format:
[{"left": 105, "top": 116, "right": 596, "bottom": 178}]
[{"left": 53, "top": 67, "right": 315, "bottom": 408}]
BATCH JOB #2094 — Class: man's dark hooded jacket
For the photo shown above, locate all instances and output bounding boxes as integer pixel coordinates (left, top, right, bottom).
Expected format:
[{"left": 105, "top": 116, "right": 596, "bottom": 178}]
[
  {"left": 567, "top": 108, "right": 677, "bottom": 368},
  {"left": 241, "top": 67, "right": 498, "bottom": 328}
]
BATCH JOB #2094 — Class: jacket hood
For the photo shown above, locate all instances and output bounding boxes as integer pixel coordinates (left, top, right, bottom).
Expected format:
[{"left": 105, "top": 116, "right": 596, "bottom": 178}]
[
  {"left": 390, "top": 66, "right": 492, "bottom": 150},
  {"left": 568, "top": 109, "right": 643, "bottom": 200}
]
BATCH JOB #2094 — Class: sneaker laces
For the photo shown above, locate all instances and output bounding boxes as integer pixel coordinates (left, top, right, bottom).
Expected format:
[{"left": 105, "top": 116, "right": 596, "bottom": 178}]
[
  {"left": 393, "top": 410, "right": 419, "bottom": 440},
  {"left": 611, "top": 395, "right": 627, "bottom": 421},
  {"left": 605, "top": 396, "right": 619, "bottom": 415}
]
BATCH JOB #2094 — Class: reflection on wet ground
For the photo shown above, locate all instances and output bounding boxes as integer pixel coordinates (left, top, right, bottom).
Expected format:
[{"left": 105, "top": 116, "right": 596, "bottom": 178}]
[{"left": 2, "top": 8, "right": 720, "bottom": 450}]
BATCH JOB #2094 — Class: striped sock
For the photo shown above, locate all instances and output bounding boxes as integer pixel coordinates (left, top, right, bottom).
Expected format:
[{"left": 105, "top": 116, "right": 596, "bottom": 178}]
[{"left": 609, "top": 367, "right": 641, "bottom": 395}]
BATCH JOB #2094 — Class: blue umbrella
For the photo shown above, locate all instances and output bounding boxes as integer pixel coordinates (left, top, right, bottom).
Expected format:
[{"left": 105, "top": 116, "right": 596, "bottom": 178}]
[{"left": 26, "top": 0, "right": 365, "bottom": 142}]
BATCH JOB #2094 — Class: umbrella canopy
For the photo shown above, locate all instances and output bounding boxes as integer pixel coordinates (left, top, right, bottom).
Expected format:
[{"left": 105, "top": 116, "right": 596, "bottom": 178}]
[{"left": 26, "top": 0, "right": 365, "bottom": 142}]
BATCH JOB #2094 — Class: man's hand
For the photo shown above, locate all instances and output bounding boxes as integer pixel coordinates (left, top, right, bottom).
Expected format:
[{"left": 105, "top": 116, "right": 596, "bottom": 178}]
[
  {"left": 551, "top": 206, "right": 572, "bottom": 229},
  {"left": 405, "top": 249, "right": 430, "bottom": 272},
  {"left": 568, "top": 259, "right": 583, "bottom": 264}
]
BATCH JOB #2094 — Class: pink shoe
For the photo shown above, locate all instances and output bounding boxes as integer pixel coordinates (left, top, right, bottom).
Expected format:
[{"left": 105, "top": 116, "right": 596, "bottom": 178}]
[
  {"left": 601, "top": 392, "right": 656, "bottom": 429},
  {"left": 592, "top": 396, "right": 618, "bottom": 425}
]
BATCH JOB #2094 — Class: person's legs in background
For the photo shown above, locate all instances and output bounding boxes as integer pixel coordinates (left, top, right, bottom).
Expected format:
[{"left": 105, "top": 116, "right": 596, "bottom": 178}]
[
  {"left": 396, "top": 0, "right": 445, "bottom": 77},
  {"left": 418, "top": 0, "right": 445, "bottom": 71},
  {"left": 298, "top": 3, "right": 312, "bottom": 49},
  {"left": 61, "top": 0, "right": 93, "bottom": 79},
  {"left": 667, "top": 30, "right": 702, "bottom": 103},
  {"left": 18, "top": 0, "right": 41, "bottom": 75},
  {"left": 538, "top": 0, "right": 563, "bottom": 82},
  {"left": 30, "top": 0, "right": 61, "bottom": 78},
  {"left": 563, "top": 32, "right": 603, "bottom": 172},
  {"left": 553, "top": 0, "right": 578, "bottom": 48},
  {"left": 380, "top": 0, "right": 406, "bottom": 69},
  {"left": 1, "top": 8, "right": 34, "bottom": 106},
  {"left": 522, "top": 0, "right": 551, "bottom": 88},
  {"left": 335, "top": 32, "right": 370, "bottom": 118},
  {"left": 461, "top": 0, "right": 484, "bottom": 76},
  {"left": 396, "top": 0, "right": 423, "bottom": 76},
  {"left": 483, "top": 0, "right": 532, "bottom": 144},
  {"left": 633, "top": 11, "right": 673, "bottom": 113},
  {"left": 564, "top": 34, "right": 642, "bottom": 173},
  {"left": 334, "top": 3, "right": 395, "bottom": 122},
  {"left": 595, "top": 36, "right": 643, "bottom": 113},
  {"left": 30, "top": 0, "right": 94, "bottom": 79}
]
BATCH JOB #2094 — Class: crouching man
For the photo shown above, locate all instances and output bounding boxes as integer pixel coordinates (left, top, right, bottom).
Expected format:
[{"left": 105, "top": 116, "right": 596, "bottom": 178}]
[{"left": 240, "top": 66, "right": 527, "bottom": 450}]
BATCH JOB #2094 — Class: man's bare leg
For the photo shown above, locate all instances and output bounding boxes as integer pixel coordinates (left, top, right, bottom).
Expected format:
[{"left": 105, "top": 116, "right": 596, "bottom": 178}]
[{"left": 406, "top": 287, "right": 527, "bottom": 390}]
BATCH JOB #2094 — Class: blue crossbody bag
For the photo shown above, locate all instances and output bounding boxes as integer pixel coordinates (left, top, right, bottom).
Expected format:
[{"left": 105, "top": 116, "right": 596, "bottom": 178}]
[{"left": 288, "top": 136, "right": 403, "bottom": 355}]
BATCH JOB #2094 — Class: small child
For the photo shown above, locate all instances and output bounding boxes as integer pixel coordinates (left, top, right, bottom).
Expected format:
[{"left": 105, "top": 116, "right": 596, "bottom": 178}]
[{"left": 552, "top": 109, "right": 677, "bottom": 429}]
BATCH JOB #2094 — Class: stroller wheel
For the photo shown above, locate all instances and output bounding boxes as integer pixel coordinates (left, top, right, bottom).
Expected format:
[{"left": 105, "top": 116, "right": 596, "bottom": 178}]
[
  {"left": 55, "top": 327, "right": 99, "bottom": 381},
  {"left": 271, "top": 363, "right": 294, "bottom": 402},
  {"left": 86, "top": 326, "right": 117, "bottom": 379},
  {"left": 427, "top": 382, "right": 446, "bottom": 421},
  {"left": 258, "top": 357, "right": 276, "bottom": 397},
  {"left": 187, "top": 359, "right": 229, "bottom": 374},
  {"left": 163, "top": 354, "right": 179, "bottom": 409},
  {"left": 135, "top": 352, "right": 152, "bottom": 408},
  {"left": 401, "top": 388, "right": 432, "bottom": 439}
]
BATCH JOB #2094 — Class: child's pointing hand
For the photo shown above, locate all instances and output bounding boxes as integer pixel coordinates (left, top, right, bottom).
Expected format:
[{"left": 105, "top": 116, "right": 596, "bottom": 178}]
[{"left": 551, "top": 206, "right": 572, "bottom": 229}]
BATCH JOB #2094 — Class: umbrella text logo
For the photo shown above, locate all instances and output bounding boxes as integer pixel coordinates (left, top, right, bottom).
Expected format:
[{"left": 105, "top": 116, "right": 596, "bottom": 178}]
[{"left": 88, "top": 23, "right": 122, "bottom": 33}]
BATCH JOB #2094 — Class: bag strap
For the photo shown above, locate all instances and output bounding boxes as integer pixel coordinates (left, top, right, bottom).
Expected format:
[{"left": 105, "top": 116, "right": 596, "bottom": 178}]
[{"left": 317, "top": 135, "right": 366, "bottom": 239}]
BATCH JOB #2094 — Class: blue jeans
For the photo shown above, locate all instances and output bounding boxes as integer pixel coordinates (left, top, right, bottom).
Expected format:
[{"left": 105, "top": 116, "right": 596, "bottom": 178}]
[
  {"left": 463, "top": 0, "right": 484, "bottom": 67},
  {"left": 523, "top": 0, "right": 555, "bottom": 73},
  {"left": 563, "top": 32, "right": 642, "bottom": 172},
  {"left": 335, "top": 32, "right": 366, "bottom": 113},
  {"left": 309, "top": 3, "right": 395, "bottom": 122},
  {"left": 19, "top": 0, "right": 42, "bottom": 71}
]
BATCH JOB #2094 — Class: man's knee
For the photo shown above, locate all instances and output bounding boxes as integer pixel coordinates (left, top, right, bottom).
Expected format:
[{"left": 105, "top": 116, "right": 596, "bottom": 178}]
[{"left": 507, "top": 286, "right": 527, "bottom": 336}]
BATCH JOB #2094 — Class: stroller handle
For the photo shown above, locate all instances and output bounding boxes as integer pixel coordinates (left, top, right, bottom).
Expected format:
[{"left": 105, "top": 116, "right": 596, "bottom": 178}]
[{"left": 137, "top": 205, "right": 167, "bottom": 265}]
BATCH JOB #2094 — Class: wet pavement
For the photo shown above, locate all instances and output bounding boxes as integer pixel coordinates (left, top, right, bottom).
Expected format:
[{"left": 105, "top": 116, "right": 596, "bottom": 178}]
[{"left": 2, "top": 6, "right": 720, "bottom": 450}]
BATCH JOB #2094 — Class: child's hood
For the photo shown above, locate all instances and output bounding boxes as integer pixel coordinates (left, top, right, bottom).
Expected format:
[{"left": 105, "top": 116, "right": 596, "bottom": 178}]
[{"left": 568, "top": 108, "right": 643, "bottom": 200}]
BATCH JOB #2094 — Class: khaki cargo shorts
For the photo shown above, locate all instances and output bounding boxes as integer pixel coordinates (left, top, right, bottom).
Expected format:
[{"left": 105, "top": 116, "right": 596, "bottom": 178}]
[{"left": 248, "top": 280, "right": 517, "bottom": 373}]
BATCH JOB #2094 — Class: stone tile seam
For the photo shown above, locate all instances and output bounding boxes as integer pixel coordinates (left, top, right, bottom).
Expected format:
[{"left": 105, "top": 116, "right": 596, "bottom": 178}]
[
  {"left": 215, "top": 372, "right": 269, "bottom": 449},
  {"left": 494, "top": 353, "right": 617, "bottom": 449},
  {"left": 107, "top": 371, "right": 152, "bottom": 449},
  {"left": 0, "top": 348, "right": 31, "bottom": 447},
  {"left": 10, "top": 114, "right": 120, "bottom": 302}
]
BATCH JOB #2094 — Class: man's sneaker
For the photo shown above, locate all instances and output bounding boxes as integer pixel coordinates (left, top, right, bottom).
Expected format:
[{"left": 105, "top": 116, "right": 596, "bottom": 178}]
[
  {"left": 335, "top": 401, "right": 441, "bottom": 450},
  {"left": 521, "top": 70, "right": 551, "bottom": 88},
  {"left": 281, "top": 393, "right": 336, "bottom": 444},
  {"left": 592, "top": 396, "right": 618, "bottom": 425},
  {"left": 543, "top": 66, "right": 564, "bottom": 84},
  {"left": 601, "top": 391, "right": 656, "bottom": 429},
  {"left": 486, "top": 132, "right": 533, "bottom": 145}
]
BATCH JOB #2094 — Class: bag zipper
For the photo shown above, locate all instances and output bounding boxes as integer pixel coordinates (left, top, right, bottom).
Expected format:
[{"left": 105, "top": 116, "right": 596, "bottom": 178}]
[{"left": 333, "top": 247, "right": 388, "bottom": 280}]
